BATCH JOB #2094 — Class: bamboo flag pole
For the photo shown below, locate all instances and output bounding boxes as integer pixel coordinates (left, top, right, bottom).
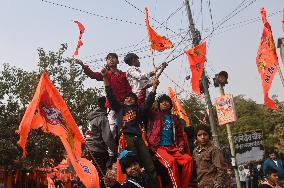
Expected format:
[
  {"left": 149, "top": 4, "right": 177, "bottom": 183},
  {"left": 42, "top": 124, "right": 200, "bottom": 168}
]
[{"left": 277, "top": 10, "right": 284, "bottom": 87}]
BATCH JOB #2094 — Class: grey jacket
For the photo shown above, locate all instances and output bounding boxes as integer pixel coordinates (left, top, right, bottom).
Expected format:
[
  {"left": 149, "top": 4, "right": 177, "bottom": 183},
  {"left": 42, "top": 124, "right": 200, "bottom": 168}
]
[{"left": 87, "top": 107, "right": 117, "bottom": 155}]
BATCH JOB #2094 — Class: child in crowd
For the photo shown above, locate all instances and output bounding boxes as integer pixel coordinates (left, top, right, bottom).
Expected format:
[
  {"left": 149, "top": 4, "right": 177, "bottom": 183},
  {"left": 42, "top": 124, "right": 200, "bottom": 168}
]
[
  {"left": 147, "top": 94, "right": 193, "bottom": 188},
  {"left": 77, "top": 53, "right": 132, "bottom": 139},
  {"left": 259, "top": 168, "right": 281, "bottom": 188},
  {"left": 102, "top": 68, "right": 160, "bottom": 188},
  {"left": 193, "top": 124, "right": 226, "bottom": 188},
  {"left": 104, "top": 150, "right": 152, "bottom": 188}
]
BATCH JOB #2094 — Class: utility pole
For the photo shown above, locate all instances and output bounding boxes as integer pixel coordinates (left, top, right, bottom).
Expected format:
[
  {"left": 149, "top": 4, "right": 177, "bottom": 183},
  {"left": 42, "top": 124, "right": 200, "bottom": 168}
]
[
  {"left": 277, "top": 10, "right": 284, "bottom": 87},
  {"left": 219, "top": 85, "right": 241, "bottom": 188},
  {"left": 184, "top": 0, "right": 220, "bottom": 147}
]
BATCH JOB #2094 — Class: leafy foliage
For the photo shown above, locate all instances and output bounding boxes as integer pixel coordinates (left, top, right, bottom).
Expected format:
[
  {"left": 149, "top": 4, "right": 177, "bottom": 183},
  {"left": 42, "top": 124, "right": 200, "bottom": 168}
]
[{"left": 0, "top": 44, "right": 100, "bottom": 167}]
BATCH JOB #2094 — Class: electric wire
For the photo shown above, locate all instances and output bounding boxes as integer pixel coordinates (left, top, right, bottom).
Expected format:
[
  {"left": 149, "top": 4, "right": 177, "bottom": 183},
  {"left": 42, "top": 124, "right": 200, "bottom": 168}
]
[{"left": 41, "top": 0, "right": 143, "bottom": 26}]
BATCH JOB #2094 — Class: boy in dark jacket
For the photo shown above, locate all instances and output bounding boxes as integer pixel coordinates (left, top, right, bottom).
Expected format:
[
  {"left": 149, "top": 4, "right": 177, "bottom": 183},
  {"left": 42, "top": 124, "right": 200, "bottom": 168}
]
[
  {"left": 102, "top": 68, "right": 160, "bottom": 188},
  {"left": 104, "top": 150, "right": 152, "bottom": 188},
  {"left": 147, "top": 94, "right": 192, "bottom": 188}
]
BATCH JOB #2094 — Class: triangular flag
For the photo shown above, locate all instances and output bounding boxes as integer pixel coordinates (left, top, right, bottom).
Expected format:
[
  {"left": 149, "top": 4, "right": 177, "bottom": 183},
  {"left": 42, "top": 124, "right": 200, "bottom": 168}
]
[
  {"left": 73, "top": 20, "right": 85, "bottom": 57},
  {"left": 168, "top": 87, "right": 190, "bottom": 127},
  {"left": 185, "top": 41, "right": 206, "bottom": 94},
  {"left": 256, "top": 8, "right": 279, "bottom": 109},
  {"left": 17, "top": 72, "right": 99, "bottom": 188},
  {"left": 145, "top": 7, "right": 173, "bottom": 51}
]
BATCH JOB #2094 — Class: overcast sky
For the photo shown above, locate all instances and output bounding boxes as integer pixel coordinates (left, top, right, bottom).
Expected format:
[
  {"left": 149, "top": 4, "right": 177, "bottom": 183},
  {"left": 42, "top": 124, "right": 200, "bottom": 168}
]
[{"left": 0, "top": 0, "right": 283, "bottom": 104}]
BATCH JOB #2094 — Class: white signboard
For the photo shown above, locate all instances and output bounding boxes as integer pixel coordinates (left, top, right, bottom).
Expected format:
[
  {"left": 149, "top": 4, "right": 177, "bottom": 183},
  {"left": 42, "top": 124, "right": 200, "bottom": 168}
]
[{"left": 215, "top": 94, "right": 237, "bottom": 125}]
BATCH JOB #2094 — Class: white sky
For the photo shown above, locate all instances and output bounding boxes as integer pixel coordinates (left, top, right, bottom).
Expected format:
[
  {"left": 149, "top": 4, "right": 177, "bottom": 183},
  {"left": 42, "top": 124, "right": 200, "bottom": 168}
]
[{"left": 0, "top": 0, "right": 283, "bottom": 103}]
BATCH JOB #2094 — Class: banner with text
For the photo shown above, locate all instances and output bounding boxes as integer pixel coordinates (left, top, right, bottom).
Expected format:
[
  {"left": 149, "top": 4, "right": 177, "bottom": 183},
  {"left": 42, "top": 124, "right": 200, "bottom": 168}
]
[
  {"left": 215, "top": 94, "right": 237, "bottom": 125},
  {"left": 234, "top": 130, "right": 264, "bottom": 165}
]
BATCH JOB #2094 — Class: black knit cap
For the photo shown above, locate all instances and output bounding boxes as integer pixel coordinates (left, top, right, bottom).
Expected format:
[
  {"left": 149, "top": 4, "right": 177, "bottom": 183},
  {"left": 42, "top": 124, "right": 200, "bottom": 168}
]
[
  {"left": 118, "top": 150, "right": 138, "bottom": 174},
  {"left": 124, "top": 53, "right": 139, "bottom": 66},
  {"left": 157, "top": 94, "right": 173, "bottom": 110}
]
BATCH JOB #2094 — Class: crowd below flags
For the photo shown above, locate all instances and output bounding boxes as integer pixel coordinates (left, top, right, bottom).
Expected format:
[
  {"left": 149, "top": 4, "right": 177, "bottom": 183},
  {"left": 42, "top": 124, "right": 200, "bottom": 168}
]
[{"left": 0, "top": 6, "right": 282, "bottom": 188}]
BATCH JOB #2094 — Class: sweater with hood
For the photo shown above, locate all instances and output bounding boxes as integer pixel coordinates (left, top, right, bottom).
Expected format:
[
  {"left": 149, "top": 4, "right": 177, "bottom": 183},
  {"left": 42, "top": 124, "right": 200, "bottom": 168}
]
[{"left": 87, "top": 107, "right": 117, "bottom": 155}]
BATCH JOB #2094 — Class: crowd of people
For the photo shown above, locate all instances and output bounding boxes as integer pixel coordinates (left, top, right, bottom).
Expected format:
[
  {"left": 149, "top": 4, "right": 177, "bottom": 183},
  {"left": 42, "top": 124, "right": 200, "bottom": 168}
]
[
  {"left": 1, "top": 52, "right": 283, "bottom": 188},
  {"left": 80, "top": 52, "right": 284, "bottom": 188}
]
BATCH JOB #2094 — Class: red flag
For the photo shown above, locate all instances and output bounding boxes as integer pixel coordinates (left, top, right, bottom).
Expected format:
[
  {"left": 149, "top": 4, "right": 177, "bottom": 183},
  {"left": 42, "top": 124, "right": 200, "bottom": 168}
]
[
  {"left": 185, "top": 41, "right": 206, "bottom": 94},
  {"left": 73, "top": 20, "right": 85, "bottom": 57},
  {"left": 168, "top": 87, "right": 190, "bottom": 127},
  {"left": 145, "top": 7, "right": 173, "bottom": 51},
  {"left": 17, "top": 72, "right": 99, "bottom": 188},
  {"left": 256, "top": 8, "right": 279, "bottom": 109}
]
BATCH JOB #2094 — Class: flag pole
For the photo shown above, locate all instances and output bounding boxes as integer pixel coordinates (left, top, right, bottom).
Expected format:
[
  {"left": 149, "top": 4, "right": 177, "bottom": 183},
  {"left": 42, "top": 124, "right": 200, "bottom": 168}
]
[
  {"left": 277, "top": 11, "right": 284, "bottom": 87},
  {"left": 85, "top": 144, "right": 105, "bottom": 177}
]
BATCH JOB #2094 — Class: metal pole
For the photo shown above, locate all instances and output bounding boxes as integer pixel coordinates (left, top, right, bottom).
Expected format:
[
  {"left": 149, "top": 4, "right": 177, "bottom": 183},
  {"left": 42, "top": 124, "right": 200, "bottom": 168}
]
[
  {"left": 220, "top": 86, "right": 241, "bottom": 188},
  {"left": 184, "top": 0, "right": 220, "bottom": 147}
]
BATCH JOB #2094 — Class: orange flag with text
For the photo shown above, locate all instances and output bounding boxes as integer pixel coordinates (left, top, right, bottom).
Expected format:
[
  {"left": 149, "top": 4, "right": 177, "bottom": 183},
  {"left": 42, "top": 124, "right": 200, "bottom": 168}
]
[
  {"left": 168, "top": 87, "right": 190, "bottom": 127},
  {"left": 145, "top": 7, "right": 173, "bottom": 51},
  {"left": 17, "top": 72, "right": 99, "bottom": 188},
  {"left": 185, "top": 41, "right": 206, "bottom": 95},
  {"left": 256, "top": 8, "right": 279, "bottom": 109}
]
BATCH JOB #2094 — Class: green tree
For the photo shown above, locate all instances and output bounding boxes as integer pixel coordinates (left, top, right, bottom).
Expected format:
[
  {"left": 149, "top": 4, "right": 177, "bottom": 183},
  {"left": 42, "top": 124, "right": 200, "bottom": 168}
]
[{"left": 0, "top": 44, "right": 100, "bottom": 167}]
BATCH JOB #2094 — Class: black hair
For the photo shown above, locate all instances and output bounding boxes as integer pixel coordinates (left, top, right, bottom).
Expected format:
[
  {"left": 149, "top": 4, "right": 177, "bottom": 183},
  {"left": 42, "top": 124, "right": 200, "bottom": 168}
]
[
  {"left": 124, "top": 92, "right": 138, "bottom": 104},
  {"left": 124, "top": 53, "right": 139, "bottom": 66},
  {"left": 268, "top": 150, "right": 278, "bottom": 155},
  {"left": 266, "top": 168, "right": 278, "bottom": 176},
  {"left": 194, "top": 124, "right": 212, "bottom": 139},
  {"left": 97, "top": 96, "right": 106, "bottom": 109},
  {"left": 105, "top": 53, "right": 118, "bottom": 60},
  {"left": 157, "top": 94, "right": 173, "bottom": 110}
]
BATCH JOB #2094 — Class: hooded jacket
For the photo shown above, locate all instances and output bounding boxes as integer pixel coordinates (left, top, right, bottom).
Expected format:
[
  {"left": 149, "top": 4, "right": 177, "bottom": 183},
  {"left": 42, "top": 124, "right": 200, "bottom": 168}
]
[{"left": 87, "top": 107, "right": 117, "bottom": 155}]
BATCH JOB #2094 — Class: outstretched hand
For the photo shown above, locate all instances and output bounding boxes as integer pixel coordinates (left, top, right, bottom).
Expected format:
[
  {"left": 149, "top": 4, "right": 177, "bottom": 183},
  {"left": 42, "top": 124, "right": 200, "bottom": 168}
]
[{"left": 75, "top": 59, "right": 84, "bottom": 66}]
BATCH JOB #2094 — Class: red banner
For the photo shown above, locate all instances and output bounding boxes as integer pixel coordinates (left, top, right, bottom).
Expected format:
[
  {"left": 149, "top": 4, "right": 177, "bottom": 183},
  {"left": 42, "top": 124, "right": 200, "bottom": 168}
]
[
  {"left": 17, "top": 72, "right": 99, "bottom": 188},
  {"left": 185, "top": 42, "right": 206, "bottom": 95},
  {"left": 145, "top": 7, "right": 173, "bottom": 51},
  {"left": 256, "top": 8, "right": 279, "bottom": 109},
  {"left": 73, "top": 20, "right": 85, "bottom": 57}
]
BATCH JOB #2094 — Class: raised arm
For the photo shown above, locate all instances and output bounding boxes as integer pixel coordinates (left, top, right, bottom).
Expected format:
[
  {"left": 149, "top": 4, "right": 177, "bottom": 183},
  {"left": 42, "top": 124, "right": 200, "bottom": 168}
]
[
  {"left": 102, "top": 68, "right": 121, "bottom": 112},
  {"left": 77, "top": 60, "right": 103, "bottom": 80},
  {"left": 139, "top": 78, "right": 159, "bottom": 113}
]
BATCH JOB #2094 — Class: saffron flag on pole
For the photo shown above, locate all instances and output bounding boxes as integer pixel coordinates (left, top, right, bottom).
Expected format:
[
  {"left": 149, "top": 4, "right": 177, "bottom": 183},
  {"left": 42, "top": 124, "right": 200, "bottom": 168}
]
[
  {"left": 73, "top": 20, "right": 85, "bottom": 57},
  {"left": 185, "top": 41, "right": 206, "bottom": 95},
  {"left": 145, "top": 7, "right": 173, "bottom": 51},
  {"left": 17, "top": 72, "right": 100, "bottom": 188},
  {"left": 256, "top": 8, "right": 279, "bottom": 109},
  {"left": 168, "top": 87, "right": 190, "bottom": 127}
]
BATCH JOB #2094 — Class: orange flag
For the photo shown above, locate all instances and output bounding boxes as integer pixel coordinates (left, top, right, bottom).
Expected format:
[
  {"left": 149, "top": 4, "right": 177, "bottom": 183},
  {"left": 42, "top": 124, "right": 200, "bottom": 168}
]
[
  {"left": 256, "top": 8, "right": 279, "bottom": 109},
  {"left": 73, "top": 20, "right": 85, "bottom": 57},
  {"left": 185, "top": 41, "right": 206, "bottom": 95},
  {"left": 145, "top": 7, "right": 173, "bottom": 51},
  {"left": 17, "top": 72, "right": 99, "bottom": 188},
  {"left": 168, "top": 87, "right": 190, "bottom": 127}
]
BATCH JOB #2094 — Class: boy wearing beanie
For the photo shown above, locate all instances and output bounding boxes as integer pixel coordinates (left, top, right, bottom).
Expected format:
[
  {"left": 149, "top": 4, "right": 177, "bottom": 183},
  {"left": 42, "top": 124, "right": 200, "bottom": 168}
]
[
  {"left": 193, "top": 124, "right": 226, "bottom": 188},
  {"left": 103, "top": 150, "right": 152, "bottom": 188},
  {"left": 147, "top": 94, "right": 193, "bottom": 188}
]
